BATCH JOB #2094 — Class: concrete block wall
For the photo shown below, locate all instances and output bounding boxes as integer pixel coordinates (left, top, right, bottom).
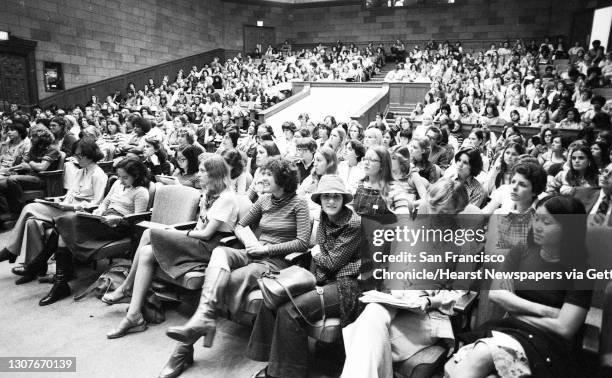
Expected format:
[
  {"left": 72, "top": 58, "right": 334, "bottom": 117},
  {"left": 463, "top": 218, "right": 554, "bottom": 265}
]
[
  {"left": 280, "top": 0, "right": 586, "bottom": 45},
  {"left": 0, "top": 0, "right": 225, "bottom": 100},
  {"left": 221, "top": 1, "right": 291, "bottom": 52}
]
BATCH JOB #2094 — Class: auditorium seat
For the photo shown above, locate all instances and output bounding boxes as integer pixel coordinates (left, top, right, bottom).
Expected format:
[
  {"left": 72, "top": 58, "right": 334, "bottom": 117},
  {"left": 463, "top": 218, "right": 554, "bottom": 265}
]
[{"left": 21, "top": 151, "right": 67, "bottom": 202}]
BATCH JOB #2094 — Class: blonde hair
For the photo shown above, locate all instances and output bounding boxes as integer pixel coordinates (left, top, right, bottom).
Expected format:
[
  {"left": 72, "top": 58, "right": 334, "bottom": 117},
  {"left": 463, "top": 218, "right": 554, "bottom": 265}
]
[
  {"left": 201, "top": 154, "right": 231, "bottom": 200},
  {"left": 426, "top": 178, "right": 468, "bottom": 214}
]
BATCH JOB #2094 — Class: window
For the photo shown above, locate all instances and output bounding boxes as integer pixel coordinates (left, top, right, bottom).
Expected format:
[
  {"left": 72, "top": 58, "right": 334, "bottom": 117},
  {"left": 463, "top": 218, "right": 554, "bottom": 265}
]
[{"left": 365, "top": 0, "right": 457, "bottom": 8}]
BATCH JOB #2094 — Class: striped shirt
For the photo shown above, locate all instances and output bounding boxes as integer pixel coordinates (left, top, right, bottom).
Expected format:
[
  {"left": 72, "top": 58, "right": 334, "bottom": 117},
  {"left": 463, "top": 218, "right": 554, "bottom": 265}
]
[{"left": 239, "top": 192, "right": 310, "bottom": 257}]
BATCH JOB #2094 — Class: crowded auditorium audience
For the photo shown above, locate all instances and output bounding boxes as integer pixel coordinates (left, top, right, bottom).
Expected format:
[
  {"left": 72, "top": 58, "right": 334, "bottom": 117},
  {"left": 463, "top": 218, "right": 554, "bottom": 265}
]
[{"left": 1, "top": 36, "right": 612, "bottom": 377}]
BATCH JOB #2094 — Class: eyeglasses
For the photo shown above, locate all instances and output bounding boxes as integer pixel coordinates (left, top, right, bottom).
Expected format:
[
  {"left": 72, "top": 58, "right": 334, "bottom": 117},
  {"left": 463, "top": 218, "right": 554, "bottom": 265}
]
[
  {"left": 74, "top": 153, "right": 84, "bottom": 159},
  {"left": 177, "top": 157, "right": 187, "bottom": 162},
  {"left": 362, "top": 157, "right": 381, "bottom": 163}
]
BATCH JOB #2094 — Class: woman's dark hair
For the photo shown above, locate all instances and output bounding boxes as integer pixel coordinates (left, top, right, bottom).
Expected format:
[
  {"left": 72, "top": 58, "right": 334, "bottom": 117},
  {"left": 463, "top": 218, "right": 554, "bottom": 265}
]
[
  {"left": 35, "top": 118, "right": 51, "bottom": 128},
  {"left": 259, "top": 140, "right": 281, "bottom": 158},
  {"left": 392, "top": 145, "right": 411, "bottom": 177},
  {"left": 225, "top": 129, "right": 239, "bottom": 148},
  {"left": 72, "top": 136, "right": 104, "bottom": 162},
  {"left": 261, "top": 157, "right": 299, "bottom": 194},
  {"left": 539, "top": 127, "right": 556, "bottom": 144},
  {"left": 7, "top": 121, "right": 28, "bottom": 139},
  {"left": 566, "top": 145, "right": 599, "bottom": 186},
  {"left": 145, "top": 136, "right": 168, "bottom": 166},
  {"left": 565, "top": 107, "right": 580, "bottom": 122},
  {"left": 512, "top": 160, "right": 547, "bottom": 197},
  {"left": 502, "top": 124, "right": 522, "bottom": 139},
  {"left": 221, "top": 148, "right": 244, "bottom": 179},
  {"left": 598, "top": 130, "right": 612, "bottom": 146},
  {"left": 317, "top": 123, "right": 332, "bottom": 138},
  {"left": 495, "top": 142, "right": 526, "bottom": 187},
  {"left": 50, "top": 116, "right": 67, "bottom": 131},
  {"left": 527, "top": 195, "right": 587, "bottom": 270},
  {"left": 455, "top": 147, "right": 483, "bottom": 177},
  {"left": 485, "top": 102, "right": 499, "bottom": 117},
  {"left": 349, "top": 140, "right": 366, "bottom": 162},
  {"left": 177, "top": 145, "right": 200, "bottom": 175},
  {"left": 29, "top": 124, "right": 55, "bottom": 151},
  {"left": 132, "top": 116, "right": 151, "bottom": 134},
  {"left": 593, "top": 141, "right": 611, "bottom": 167},
  {"left": 116, "top": 158, "right": 150, "bottom": 188},
  {"left": 382, "top": 129, "right": 396, "bottom": 147}
]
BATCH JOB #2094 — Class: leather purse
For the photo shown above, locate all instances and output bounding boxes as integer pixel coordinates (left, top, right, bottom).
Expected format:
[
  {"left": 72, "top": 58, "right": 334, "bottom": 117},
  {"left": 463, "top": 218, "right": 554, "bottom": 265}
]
[{"left": 257, "top": 265, "right": 316, "bottom": 310}]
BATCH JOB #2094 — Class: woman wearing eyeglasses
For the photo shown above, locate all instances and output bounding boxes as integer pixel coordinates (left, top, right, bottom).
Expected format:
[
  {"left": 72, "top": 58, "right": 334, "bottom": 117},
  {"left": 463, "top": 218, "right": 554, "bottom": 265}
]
[
  {"left": 172, "top": 145, "right": 201, "bottom": 188},
  {"left": 352, "top": 146, "right": 412, "bottom": 216},
  {"left": 0, "top": 138, "right": 108, "bottom": 282},
  {"left": 105, "top": 154, "right": 240, "bottom": 338}
]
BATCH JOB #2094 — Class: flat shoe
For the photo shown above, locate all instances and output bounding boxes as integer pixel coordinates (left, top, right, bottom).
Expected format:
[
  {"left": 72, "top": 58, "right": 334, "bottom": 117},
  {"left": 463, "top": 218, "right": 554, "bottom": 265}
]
[
  {"left": 107, "top": 316, "right": 147, "bottom": 339},
  {"left": 101, "top": 287, "right": 131, "bottom": 305}
]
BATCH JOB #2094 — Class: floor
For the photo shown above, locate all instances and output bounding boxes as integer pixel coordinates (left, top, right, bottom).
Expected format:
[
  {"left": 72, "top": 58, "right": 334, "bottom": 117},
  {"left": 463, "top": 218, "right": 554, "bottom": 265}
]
[{"left": 0, "top": 230, "right": 342, "bottom": 378}]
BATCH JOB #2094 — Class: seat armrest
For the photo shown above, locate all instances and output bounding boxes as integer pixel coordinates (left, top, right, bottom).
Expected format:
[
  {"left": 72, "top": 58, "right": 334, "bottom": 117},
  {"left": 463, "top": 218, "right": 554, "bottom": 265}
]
[
  {"left": 171, "top": 221, "right": 197, "bottom": 230},
  {"left": 123, "top": 212, "right": 152, "bottom": 223},
  {"left": 39, "top": 169, "right": 64, "bottom": 177},
  {"left": 286, "top": 251, "right": 311, "bottom": 263},
  {"left": 44, "top": 196, "right": 66, "bottom": 201},
  {"left": 453, "top": 291, "right": 478, "bottom": 314},
  {"left": 220, "top": 235, "right": 238, "bottom": 244}
]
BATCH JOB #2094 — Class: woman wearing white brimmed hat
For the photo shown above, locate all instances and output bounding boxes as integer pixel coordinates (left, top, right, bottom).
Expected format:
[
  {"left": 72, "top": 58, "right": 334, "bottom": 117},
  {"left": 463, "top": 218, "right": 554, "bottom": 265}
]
[{"left": 246, "top": 174, "right": 362, "bottom": 378}]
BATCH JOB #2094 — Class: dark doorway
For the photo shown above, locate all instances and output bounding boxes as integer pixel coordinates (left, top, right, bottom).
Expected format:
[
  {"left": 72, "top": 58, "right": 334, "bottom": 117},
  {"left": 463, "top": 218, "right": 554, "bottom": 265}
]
[
  {"left": 0, "top": 36, "right": 37, "bottom": 113},
  {"left": 243, "top": 25, "right": 275, "bottom": 57}
]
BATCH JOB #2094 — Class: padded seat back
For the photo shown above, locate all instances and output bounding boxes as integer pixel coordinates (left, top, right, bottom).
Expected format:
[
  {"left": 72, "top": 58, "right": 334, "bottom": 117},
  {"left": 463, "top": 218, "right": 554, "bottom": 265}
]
[{"left": 150, "top": 184, "right": 200, "bottom": 224}]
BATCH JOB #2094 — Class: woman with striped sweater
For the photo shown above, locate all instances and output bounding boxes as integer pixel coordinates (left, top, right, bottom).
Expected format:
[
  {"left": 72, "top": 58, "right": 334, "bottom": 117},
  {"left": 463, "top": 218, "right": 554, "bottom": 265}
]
[{"left": 159, "top": 157, "right": 310, "bottom": 378}]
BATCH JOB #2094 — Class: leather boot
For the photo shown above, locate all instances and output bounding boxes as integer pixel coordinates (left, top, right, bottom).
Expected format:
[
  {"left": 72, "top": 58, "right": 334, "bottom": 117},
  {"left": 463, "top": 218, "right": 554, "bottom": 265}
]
[
  {"left": 39, "top": 248, "right": 72, "bottom": 306},
  {"left": 12, "top": 232, "right": 57, "bottom": 285},
  {"left": 0, "top": 247, "right": 16, "bottom": 263},
  {"left": 158, "top": 343, "right": 194, "bottom": 378},
  {"left": 166, "top": 267, "right": 230, "bottom": 347}
]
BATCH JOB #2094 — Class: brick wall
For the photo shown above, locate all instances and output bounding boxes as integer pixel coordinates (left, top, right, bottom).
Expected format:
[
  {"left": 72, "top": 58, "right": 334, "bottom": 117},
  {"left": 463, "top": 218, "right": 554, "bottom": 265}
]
[{"left": 0, "top": 0, "right": 225, "bottom": 100}]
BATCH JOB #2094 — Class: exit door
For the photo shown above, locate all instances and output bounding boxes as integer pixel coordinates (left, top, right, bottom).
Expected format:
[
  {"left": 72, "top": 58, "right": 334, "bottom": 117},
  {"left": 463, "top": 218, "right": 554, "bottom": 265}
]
[{"left": 243, "top": 25, "right": 275, "bottom": 57}]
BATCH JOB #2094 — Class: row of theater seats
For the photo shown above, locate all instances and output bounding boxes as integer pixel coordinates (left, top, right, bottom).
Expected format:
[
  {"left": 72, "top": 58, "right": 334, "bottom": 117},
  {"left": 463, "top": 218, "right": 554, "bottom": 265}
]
[{"left": 21, "top": 163, "right": 612, "bottom": 376}]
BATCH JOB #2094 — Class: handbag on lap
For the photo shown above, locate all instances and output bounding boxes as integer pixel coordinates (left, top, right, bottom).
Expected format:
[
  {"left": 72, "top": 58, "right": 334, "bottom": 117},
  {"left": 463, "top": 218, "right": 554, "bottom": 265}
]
[{"left": 257, "top": 265, "right": 316, "bottom": 310}]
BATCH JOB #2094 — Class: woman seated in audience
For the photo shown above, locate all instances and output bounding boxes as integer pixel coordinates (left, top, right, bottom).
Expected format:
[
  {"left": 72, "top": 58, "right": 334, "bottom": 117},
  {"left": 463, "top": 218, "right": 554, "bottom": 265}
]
[
  {"left": 162, "top": 158, "right": 309, "bottom": 360},
  {"left": 116, "top": 116, "right": 150, "bottom": 155},
  {"left": 484, "top": 160, "right": 547, "bottom": 252},
  {"left": 0, "top": 138, "right": 107, "bottom": 278},
  {"left": 363, "top": 126, "right": 383, "bottom": 148},
  {"left": 215, "top": 129, "right": 239, "bottom": 155},
  {"left": 591, "top": 141, "right": 610, "bottom": 172},
  {"left": 445, "top": 195, "right": 591, "bottom": 378},
  {"left": 531, "top": 111, "right": 555, "bottom": 129},
  {"left": 352, "top": 146, "right": 411, "bottom": 216},
  {"left": 172, "top": 145, "right": 201, "bottom": 188},
  {"left": 327, "top": 126, "right": 346, "bottom": 155},
  {"left": 558, "top": 107, "right": 583, "bottom": 130},
  {"left": 0, "top": 119, "right": 30, "bottom": 175},
  {"left": 559, "top": 145, "right": 599, "bottom": 195},
  {"left": 48, "top": 116, "right": 77, "bottom": 157},
  {"left": 37, "top": 158, "right": 150, "bottom": 306},
  {"left": 105, "top": 154, "right": 239, "bottom": 338},
  {"left": 0, "top": 125, "right": 61, "bottom": 217},
  {"left": 479, "top": 102, "right": 502, "bottom": 126},
  {"left": 390, "top": 145, "right": 429, "bottom": 212},
  {"left": 347, "top": 121, "right": 364, "bottom": 143},
  {"left": 142, "top": 136, "right": 171, "bottom": 177},
  {"left": 246, "top": 174, "right": 362, "bottom": 378},
  {"left": 297, "top": 146, "right": 338, "bottom": 213},
  {"left": 246, "top": 140, "right": 281, "bottom": 202},
  {"left": 338, "top": 139, "right": 366, "bottom": 194},
  {"left": 538, "top": 132, "right": 566, "bottom": 172},
  {"left": 382, "top": 129, "right": 396, "bottom": 150},
  {"left": 342, "top": 178, "right": 471, "bottom": 378},
  {"left": 316, "top": 123, "right": 331, "bottom": 148},
  {"left": 485, "top": 142, "right": 526, "bottom": 195},
  {"left": 408, "top": 136, "right": 439, "bottom": 183},
  {"left": 222, "top": 149, "right": 249, "bottom": 195},
  {"left": 449, "top": 147, "right": 486, "bottom": 207}
]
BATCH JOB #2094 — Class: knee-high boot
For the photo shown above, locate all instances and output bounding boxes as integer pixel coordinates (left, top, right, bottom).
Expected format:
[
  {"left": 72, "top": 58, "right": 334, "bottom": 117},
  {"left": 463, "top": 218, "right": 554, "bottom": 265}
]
[
  {"left": 39, "top": 247, "right": 72, "bottom": 306},
  {"left": 165, "top": 266, "right": 230, "bottom": 347}
]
